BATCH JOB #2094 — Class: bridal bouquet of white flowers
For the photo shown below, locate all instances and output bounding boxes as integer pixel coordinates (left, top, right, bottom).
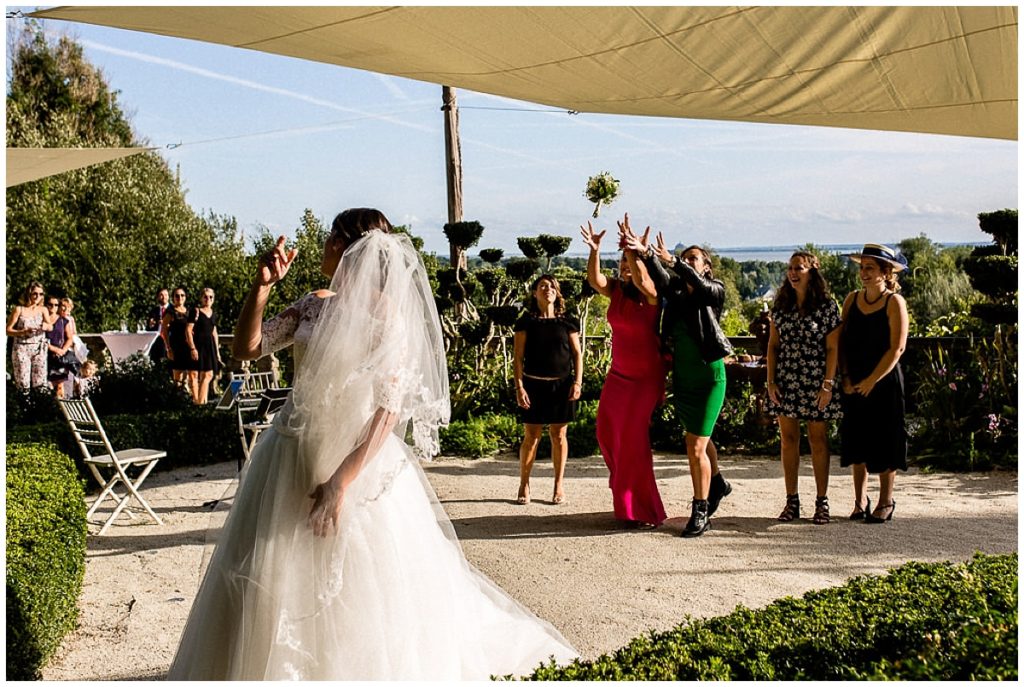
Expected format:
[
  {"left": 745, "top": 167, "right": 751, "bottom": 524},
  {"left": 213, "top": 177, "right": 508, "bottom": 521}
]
[{"left": 583, "top": 172, "right": 620, "bottom": 218}]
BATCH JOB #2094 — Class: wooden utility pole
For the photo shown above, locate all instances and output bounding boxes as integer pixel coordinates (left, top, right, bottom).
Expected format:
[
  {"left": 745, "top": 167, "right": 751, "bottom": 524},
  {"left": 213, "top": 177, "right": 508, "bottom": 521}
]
[{"left": 442, "top": 85, "right": 465, "bottom": 268}]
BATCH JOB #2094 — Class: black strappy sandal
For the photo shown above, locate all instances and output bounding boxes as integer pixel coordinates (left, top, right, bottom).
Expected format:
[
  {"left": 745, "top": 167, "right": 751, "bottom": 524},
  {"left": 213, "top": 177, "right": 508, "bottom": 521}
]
[
  {"left": 812, "top": 496, "right": 830, "bottom": 525},
  {"left": 777, "top": 494, "right": 800, "bottom": 522},
  {"left": 849, "top": 496, "right": 872, "bottom": 521}
]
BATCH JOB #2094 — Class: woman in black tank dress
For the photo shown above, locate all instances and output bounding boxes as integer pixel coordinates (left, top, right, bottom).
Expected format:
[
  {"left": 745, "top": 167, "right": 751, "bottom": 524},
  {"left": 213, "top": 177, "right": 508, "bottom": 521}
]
[
  {"left": 186, "top": 287, "right": 222, "bottom": 405},
  {"left": 839, "top": 244, "right": 909, "bottom": 524},
  {"left": 162, "top": 287, "right": 196, "bottom": 392},
  {"left": 512, "top": 275, "right": 583, "bottom": 506}
]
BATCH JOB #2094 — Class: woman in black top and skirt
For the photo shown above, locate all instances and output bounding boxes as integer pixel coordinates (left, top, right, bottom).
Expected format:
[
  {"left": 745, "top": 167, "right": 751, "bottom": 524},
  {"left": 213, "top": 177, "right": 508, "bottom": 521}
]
[
  {"left": 513, "top": 275, "right": 583, "bottom": 505},
  {"left": 839, "top": 244, "right": 909, "bottom": 524}
]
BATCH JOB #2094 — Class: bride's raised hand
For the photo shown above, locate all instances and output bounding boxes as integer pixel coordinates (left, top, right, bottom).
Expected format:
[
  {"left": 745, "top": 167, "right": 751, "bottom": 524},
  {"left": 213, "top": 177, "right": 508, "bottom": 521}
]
[
  {"left": 579, "top": 221, "right": 606, "bottom": 251},
  {"left": 257, "top": 235, "right": 298, "bottom": 287},
  {"left": 308, "top": 479, "right": 344, "bottom": 538}
]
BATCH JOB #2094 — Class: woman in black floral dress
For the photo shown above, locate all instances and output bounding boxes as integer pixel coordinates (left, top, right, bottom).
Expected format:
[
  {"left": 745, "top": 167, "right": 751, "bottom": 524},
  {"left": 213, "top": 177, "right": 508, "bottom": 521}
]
[{"left": 766, "top": 251, "right": 842, "bottom": 524}]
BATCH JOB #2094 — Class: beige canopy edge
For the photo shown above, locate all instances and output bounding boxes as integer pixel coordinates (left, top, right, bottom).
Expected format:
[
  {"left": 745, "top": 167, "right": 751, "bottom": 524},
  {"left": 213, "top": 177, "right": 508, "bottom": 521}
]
[
  {"left": 29, "top": 5, "right": 1018, "bottom": 140},
  {"left": 6, "top": 147, "right": 153, "bottom": 188}
]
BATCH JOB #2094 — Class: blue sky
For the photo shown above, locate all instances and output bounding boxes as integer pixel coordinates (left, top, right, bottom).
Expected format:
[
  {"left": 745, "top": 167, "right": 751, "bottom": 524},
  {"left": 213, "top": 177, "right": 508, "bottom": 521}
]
[{"left": 13, "top": 10, "right": 1019, "bottom": 256}]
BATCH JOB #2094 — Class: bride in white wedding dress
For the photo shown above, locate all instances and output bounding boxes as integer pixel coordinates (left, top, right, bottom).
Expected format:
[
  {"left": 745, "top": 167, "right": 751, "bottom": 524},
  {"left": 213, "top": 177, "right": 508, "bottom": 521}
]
[{"left": 168, "top": 209, "right": 578, "bottom": 680}]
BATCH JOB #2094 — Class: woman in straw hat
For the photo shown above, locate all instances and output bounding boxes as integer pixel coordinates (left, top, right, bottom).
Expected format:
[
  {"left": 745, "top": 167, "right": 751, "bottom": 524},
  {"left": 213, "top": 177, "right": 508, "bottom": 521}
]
[{"left": 838, "top": 243, "right": 909, "bottom": 524}]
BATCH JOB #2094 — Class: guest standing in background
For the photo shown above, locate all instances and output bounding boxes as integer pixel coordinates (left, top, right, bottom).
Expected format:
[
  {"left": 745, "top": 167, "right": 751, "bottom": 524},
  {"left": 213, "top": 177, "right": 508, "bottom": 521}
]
[
  {"left": 582, "top": 217, "right": 667, "bottom": 528},
  {"left": 512, "top": 275, "right": 583, "bottom": 506},
  {"left": 839, "top": 244, "right": 909, "bottom": 524},
  {"left": 186, "top": 287, "right": 222, "bottom": 404},
  {"left": 626, "top": 225, "right": 732, "bottom": 538},
  {"left": 162, "top": 287, "right": 196, "bottom": 396},
  {"left": 766, "top": 252, "right": 842, "bottom": 525},
  {"left": 46, "top": 298, "right": 79, "bottom": 398},
  {"left": 7, "top": 282, "right": 52, "bottom": 390},
  {"left": 148, "top": 288, "right": 170, "bottom": 362}
]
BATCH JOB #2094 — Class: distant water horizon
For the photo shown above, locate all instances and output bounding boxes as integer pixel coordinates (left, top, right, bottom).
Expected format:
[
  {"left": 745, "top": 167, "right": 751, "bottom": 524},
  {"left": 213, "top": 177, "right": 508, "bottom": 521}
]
[
  {"left": 714, "top": 241, "right": 987, "bottom": 263},
  {"left": 552, "top": 240, "right": 988, "bottom": 264}
]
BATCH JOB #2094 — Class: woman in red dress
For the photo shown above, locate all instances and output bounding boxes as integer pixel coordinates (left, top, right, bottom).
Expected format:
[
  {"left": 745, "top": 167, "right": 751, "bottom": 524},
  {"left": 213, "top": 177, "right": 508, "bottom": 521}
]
[{"left": 581, "top": 215, "right": 667, "bottom": 528}]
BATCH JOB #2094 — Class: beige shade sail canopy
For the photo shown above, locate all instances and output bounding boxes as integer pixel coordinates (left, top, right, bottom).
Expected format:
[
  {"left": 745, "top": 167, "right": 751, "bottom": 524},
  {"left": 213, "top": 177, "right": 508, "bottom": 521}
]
[
  {"left": 6, "top": 147, "right": 150, "bottom": 187},
  {"left": 32, "top": 5, "right": 1017, "bottom": 140}
]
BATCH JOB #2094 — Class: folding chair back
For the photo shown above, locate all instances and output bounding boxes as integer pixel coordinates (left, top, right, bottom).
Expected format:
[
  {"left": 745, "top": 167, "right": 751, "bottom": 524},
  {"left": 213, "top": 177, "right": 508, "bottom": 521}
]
[
  {"left": 232, "top": 371, "right": 285, "bottom": 469},
  {"left": 59, "top": 398, "right": 166, "bottom": 535}
]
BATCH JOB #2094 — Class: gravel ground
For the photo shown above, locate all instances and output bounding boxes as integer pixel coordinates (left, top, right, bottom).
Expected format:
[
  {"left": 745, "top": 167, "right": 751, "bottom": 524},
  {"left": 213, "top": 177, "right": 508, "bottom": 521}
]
[{"left": 42, "top": 452, "right": 1018, "bottom": 680}]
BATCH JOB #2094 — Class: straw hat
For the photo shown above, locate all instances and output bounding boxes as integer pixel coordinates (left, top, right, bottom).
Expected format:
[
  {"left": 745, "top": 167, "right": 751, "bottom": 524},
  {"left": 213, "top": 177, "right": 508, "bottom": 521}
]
[{"left": 846, "top": 243, "right": 908, "bottom": 272}]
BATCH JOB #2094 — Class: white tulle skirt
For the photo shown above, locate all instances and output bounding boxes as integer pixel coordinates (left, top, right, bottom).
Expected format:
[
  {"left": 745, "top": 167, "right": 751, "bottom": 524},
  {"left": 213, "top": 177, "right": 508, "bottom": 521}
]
[{"left": 168, "top": 424, "right": 578, "bottom": 680}]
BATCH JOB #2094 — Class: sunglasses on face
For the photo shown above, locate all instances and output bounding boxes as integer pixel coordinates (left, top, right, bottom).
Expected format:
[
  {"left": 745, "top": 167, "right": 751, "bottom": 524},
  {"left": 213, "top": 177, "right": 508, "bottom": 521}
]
[
  {"left": 173, "top": 293, "right": 186, "bottom": 298},
  {"left": 47, "top": 302, "right": 59, "bottom": 307}
]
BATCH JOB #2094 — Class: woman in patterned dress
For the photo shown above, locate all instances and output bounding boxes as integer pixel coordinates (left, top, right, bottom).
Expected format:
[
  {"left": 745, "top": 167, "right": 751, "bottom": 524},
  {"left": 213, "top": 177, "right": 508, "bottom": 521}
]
[
  {"left": 6, "top": 282, "right": 52, "bottom": 390},
  {"left": 766, "top": 251, "right": 842, "bottom": 524}
]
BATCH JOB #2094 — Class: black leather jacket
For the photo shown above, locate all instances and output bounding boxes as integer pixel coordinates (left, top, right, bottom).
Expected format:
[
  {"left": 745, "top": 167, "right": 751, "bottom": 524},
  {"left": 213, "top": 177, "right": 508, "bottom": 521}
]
[{"left": 642, "top": 252, "right": 733, "bottom": 363}]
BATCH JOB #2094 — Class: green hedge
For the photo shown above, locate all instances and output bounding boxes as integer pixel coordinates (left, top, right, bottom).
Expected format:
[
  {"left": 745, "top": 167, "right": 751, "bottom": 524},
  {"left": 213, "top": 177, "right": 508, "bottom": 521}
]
[
  {"left": 6, "top": 443, "right": 88, "bottom": 680},
  {"left": 522, "top": 553, "right": 1017, "bottom": 680},
  {"left": 8, "top": 406, "right": 242, "bottom": 484},
  {"left": 440, "top": 402, "right": 600, "bottom": 459}
]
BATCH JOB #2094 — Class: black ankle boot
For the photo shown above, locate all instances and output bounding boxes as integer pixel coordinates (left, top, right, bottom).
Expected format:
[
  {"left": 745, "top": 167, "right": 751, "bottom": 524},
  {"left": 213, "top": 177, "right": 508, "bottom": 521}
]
[
  {"left": 681, "top": 499, "right": 711, "bottom": 538},
  {"left": 707, "top": 472, "right": 732, "bottom": 517}
]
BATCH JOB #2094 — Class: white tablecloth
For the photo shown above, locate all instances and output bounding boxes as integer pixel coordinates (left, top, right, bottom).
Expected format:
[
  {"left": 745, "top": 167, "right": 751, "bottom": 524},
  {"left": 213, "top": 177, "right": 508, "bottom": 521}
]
[{"left": 100, "top": 332, "right": 160, "bottom": 363}]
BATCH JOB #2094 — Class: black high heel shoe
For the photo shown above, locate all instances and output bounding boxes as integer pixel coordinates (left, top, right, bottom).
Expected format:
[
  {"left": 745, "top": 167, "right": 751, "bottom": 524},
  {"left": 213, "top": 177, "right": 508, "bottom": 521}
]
[
  {"left": 864, "top": 500, "right": 895, "bottom": 524},
  {"left": 849, "top": 496, "right": 872, "bottom": 521}
]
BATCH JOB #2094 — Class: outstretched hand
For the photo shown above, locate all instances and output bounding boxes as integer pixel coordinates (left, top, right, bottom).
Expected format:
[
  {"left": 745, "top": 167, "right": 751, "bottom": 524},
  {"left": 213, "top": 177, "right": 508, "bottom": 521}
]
[
  {"left": 257, "top": 236, "right": 298, "bottom": 287},
  {"left": 617, "top": 213, "right": 651, "bottom": 253},
  {"left": 654, "top": 232, "right": 674, "bottom": 264},
  {"left": 579, "top": 221, "right": 606, "bottom": 251},
  {"left": 308, "top": 479, "right": 345, "bottom": 538}
]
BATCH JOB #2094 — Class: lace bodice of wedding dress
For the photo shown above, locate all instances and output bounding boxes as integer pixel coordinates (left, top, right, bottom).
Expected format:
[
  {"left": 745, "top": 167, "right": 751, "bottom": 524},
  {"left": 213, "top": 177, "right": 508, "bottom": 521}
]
[{"left": 259, "top": 291, "right": 325, "bottom": 370}]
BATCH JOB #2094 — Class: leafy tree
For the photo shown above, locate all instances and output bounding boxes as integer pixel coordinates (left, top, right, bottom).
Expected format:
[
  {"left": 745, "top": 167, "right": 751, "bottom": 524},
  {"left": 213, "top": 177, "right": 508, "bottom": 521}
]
[
  {"left": 897, "top": 234, "right": 979, "bottom": 334},
  {"left": 537, "top": 234, "right": 573, "bottom": 271},
  {"left": 965, "top": 209, "right": 1018, "bottom": 326},
  {"left": 478, "top": 248, "right": 503, "bottom": 264},
  {"left": 6, "top": 24, "right": 223, "bottom": 331},
  {"left": 516, "top": 237, "right": 543, "bottom": 260},
  {"left": 442, "top": 220, "right": 484, "bottom": 272}
]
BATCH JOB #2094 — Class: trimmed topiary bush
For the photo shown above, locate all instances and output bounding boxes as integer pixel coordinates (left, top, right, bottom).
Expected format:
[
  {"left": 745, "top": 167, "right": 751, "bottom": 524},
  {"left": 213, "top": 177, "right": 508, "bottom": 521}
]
[
  {"left": 520, "top": 553, "right": 1017, "bottom": 680},
  {"left": 6, "top": 443, "right": 88, "bottom": 680}
]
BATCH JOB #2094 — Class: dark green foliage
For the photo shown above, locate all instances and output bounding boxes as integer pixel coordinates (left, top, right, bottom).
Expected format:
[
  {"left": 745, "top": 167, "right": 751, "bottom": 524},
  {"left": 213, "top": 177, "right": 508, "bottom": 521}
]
[
  {"left": 516, "top": 237, "right": 543, "bottom": 260},
  {"left": 537, "top": 234, "right": 573, "bottom": 265},
  {"left": 964, "top": 254, "right": 1018, "bottom": 302},
  {"left": 964, "top": 209, "right": 1018, "bottom": 326},
  {"left": 475, "top": 268, "right": 507, "bottom": 298},
  {"left": 439, "top": 414, "right": 521, "bottom": 458},
  {"left": 5, "top": 25, "right": 234, "bottom": 331},
  {"left": 442, "top": 220, "right": 485, "bottom": 250},
  {"left": 485, "top": 305, "right": 521, "bottom": 328},
  {"left": 977, "top": 208, "right": 1017, "bottom": 254},
  {"left": 8, "top": 407, "right": 242, "bottom": 482},
  {"left": 457, "top": 319, "right": 491, "bottom": 347},
  {"left": 478, "top": 248, "right": 504, "bottom": 264},
  {"left": 391, "top": 224, "right": 424, "bottom": 251},
  {"left": 521, "top": 553, "right": 1018, "bottom": 681},
  {"left": 6, "top": 442, "right": 88, "bottom": 680},
  {"left": 505, "top": 258, "right": 541, "bottom": 283},
  {"left": 911, "top": 333, "right": 1017, "bottom": 470}
]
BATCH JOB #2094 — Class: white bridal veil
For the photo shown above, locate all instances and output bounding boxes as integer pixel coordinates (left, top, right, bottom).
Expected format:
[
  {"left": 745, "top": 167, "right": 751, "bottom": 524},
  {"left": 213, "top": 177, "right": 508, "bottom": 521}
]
[{"left": 283, "top": 230, "right": 450, "bottom": 478}]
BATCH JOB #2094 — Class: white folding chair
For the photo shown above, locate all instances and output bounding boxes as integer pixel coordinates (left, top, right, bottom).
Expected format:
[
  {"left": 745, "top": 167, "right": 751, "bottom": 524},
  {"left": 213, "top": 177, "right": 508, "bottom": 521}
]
[
  {"left": 58, "top": 398, "right": 166, "bottom": 535},
  {"left": 232, "top": 371, "right": 281, "bottom": 469}
]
